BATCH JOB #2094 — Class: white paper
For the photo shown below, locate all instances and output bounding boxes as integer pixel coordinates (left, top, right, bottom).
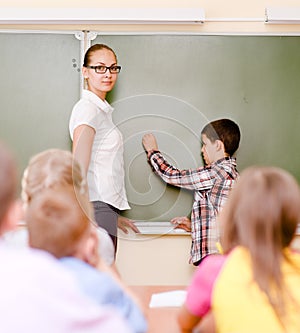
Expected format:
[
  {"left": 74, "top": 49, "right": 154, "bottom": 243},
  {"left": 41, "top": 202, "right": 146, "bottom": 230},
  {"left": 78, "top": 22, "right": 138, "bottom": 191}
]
[{"left": 149, "top": 290, "right": 187, "bottom": 308}]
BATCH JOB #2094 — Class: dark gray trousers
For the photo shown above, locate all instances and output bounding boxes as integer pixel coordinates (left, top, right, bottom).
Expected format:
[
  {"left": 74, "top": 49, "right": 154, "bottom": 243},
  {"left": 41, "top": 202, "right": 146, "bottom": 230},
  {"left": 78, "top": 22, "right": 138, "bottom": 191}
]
[{"left": 92, "top": 201, "right": 119, "bottom": 253}]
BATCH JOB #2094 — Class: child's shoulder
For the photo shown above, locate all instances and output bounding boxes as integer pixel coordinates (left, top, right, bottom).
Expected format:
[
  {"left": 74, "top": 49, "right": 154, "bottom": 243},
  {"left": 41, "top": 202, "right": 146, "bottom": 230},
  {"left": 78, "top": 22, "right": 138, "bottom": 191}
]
[{"left": 212, "top": 157, "right": 239, "bottom": 179}]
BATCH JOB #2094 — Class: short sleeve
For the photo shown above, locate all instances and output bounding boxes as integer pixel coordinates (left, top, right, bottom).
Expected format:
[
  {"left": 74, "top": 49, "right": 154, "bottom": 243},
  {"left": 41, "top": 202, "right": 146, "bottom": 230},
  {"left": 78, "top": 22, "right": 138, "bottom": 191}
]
[
  {"left": 185, "top": 254, "right": 226, "bottom": 317},
  {"left": 69, "top": 100, "right": 99, "bottom": 139}
]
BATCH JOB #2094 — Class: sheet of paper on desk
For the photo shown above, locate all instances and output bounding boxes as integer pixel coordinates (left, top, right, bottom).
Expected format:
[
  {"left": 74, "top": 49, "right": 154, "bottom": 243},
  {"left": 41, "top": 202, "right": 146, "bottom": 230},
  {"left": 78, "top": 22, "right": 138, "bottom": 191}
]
[{"left": 149, "top": 290, "right": 187, "bottom": 308}]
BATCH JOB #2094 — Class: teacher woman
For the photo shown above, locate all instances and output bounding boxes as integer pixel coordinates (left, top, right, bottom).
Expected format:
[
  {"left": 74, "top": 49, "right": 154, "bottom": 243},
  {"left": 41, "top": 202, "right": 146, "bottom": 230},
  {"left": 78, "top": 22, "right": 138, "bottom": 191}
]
[{"left": 69, "top": 43, "right": 139, "bottom": 253}]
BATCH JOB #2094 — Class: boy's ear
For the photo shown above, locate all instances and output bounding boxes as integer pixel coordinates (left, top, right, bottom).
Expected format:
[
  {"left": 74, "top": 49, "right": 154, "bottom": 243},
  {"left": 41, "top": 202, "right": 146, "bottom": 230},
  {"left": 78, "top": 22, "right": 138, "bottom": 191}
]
[
  {"left": 216, "top": 139, "right": 225, "bottom": 152},
  {"left": 0, "top": 200, "right": 23, "bottom": 235}
]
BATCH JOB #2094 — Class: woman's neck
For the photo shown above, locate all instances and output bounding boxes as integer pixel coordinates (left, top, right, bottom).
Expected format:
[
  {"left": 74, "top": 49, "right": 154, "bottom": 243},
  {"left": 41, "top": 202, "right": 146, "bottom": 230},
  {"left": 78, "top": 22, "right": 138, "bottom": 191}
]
[{"left": 88, "top": 87, "right": 106, "bottom": 101}]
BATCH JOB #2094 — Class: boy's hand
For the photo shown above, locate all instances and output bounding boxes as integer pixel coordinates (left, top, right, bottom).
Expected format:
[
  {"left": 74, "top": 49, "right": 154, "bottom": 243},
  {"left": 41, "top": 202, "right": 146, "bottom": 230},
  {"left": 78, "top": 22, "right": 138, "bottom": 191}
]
[
  {"left": 171, "top": 216, "right": 191, "bottom": 232},
  {"left": 142, "top": 133, "right": 159, "bottom": 153}
]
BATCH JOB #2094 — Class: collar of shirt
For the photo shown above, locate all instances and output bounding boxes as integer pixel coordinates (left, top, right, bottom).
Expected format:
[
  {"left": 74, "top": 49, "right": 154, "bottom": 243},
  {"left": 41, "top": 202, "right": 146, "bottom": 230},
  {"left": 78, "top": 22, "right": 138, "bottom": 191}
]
[
  {"left": 216, "top": 156, "right": 236, "bottom": 165},
  {"left": 207, "top": 156, "right": 237, "bottom": 168},
  {"left": 82, "top": 89, "right": 114, "bottom": 114}
]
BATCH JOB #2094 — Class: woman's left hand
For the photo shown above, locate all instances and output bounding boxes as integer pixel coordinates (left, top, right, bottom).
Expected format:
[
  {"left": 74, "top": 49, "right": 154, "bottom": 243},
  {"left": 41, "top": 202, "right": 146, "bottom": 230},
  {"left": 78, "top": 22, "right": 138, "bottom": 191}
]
[{"left": 117, "top": 216, "right": 140, "bottom": 234}]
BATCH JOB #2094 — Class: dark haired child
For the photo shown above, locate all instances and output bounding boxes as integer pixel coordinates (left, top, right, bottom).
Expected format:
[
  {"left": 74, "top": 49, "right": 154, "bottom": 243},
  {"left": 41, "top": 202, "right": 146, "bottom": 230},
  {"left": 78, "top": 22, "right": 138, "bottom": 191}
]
[{"left": 142, "top": 118, "right": 240, "bottom": 265}]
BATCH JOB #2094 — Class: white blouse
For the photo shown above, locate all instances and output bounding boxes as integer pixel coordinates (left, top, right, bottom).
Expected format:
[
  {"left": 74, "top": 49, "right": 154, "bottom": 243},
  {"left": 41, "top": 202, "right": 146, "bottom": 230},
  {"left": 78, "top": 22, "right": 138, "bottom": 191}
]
[{"left": 69, "top": 90, "right": 130, "bottom": 210}]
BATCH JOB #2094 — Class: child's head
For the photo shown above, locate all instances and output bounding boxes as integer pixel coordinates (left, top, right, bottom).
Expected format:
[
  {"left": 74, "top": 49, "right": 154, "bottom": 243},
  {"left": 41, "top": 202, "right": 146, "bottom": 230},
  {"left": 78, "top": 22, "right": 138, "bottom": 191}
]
[
  {"left": 201, "top": 119, "right": 240, "bottom": 164},
  {"left": 220, "top": 166, "right": 300, "bottom": 322},
  {"left": 21, "top": 149, "right": 88, "bottom": 209},
  {"left": 0, "top": 142, "right": 17, "bottom": 229},
  {"left": 26, "top": 185, "right": 94, "bottom": 259}
]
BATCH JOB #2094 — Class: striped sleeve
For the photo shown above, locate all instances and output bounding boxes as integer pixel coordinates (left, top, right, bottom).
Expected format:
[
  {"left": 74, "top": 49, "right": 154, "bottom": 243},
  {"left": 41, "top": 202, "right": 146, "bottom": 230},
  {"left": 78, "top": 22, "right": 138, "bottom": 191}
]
[{"left": 149, "top": 151, "right": 214, "bottom": 191}]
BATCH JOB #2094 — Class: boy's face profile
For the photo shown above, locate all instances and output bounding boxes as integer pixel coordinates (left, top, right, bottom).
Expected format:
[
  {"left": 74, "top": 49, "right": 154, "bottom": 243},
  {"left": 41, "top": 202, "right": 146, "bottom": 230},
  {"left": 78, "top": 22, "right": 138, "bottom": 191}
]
[{"left": 201, "top": 134, "right": 219, "bottom": 166}]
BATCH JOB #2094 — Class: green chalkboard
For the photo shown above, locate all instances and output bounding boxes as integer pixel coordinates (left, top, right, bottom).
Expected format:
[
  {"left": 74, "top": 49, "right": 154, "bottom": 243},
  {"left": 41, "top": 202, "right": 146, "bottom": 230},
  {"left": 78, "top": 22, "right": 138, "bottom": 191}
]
[
  {"left": 1, "top": 33, "right": 300, "bottom": 221},
  {"left": 95, "top": 35, "right": 300, "bottom": 220},
  {"left": 0, "top": 32, "right": 80, "bottom": 176}
]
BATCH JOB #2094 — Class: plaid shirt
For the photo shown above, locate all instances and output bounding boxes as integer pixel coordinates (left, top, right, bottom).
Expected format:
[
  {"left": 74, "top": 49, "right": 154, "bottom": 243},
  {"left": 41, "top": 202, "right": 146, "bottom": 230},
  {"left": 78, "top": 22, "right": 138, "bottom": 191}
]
[{"left": 149, "top": 152, "right": 239, "bottom": 264}]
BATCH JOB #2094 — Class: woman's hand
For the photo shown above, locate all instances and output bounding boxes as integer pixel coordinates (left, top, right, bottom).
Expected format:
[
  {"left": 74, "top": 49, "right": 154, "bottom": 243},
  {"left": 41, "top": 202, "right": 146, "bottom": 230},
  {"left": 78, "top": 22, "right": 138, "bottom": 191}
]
[{"left": 117, "top": 216, "right": 140, "bottom": 234}]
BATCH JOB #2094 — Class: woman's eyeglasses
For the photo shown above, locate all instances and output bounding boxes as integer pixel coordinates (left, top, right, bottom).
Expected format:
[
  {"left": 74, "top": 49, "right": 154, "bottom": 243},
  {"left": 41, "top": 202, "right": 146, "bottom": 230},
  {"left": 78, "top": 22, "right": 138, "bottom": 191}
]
[{"left": 85, "top": 65, "right": 121, "bottom": 74}]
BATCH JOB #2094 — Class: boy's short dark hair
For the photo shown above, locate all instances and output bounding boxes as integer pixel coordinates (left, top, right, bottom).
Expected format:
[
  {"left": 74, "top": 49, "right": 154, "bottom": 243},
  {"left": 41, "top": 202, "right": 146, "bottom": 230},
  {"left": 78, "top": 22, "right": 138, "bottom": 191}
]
[{"left": 201, "top": 118, "right": 240, "bottom": 156}]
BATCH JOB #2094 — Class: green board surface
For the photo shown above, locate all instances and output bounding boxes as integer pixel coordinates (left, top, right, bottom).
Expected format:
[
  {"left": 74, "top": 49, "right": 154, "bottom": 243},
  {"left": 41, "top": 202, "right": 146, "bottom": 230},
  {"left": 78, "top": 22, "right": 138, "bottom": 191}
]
[
  {"left": 0, "top": 33, "right": 80, "bottom": 175},
  {"left": 1, "top": 33, "right": 300, "bottom": 220}
]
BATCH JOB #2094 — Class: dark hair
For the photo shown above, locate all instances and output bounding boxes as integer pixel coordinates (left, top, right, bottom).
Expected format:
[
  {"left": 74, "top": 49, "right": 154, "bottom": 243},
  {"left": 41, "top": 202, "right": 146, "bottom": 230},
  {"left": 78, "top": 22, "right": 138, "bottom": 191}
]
[
  {"left": 201, "top": 118, "right": 240, "bottom": 156},
  {"left": 83, "top": 44, "right": 117, "bottom": 67},
  {"left": 0, "top": 142, "right": 17, "bottom": 223}
]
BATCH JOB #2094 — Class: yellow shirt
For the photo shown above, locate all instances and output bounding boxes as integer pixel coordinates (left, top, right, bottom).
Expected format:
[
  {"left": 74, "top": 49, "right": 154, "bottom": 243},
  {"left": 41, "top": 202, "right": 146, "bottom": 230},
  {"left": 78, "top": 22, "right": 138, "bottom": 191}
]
[{"left": 213, "top": 247, "right": 300, "bottom": 333}]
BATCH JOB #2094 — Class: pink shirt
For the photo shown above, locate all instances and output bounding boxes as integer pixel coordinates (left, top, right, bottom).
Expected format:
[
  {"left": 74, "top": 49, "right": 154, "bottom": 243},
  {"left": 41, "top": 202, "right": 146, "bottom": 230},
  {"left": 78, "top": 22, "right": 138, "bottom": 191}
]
[
  {"left": 185, "top": 253, "right": 225, "bottom": 316},
  {"left": 0, "top": 241, "right": 132, "bottom": 333}
]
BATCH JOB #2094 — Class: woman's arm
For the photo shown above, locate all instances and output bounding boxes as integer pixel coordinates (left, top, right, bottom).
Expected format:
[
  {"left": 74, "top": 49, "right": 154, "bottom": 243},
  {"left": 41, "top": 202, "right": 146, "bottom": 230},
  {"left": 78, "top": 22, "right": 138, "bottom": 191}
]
[{"left": 72, "top": 124, "right": 95, "bottom": 176}]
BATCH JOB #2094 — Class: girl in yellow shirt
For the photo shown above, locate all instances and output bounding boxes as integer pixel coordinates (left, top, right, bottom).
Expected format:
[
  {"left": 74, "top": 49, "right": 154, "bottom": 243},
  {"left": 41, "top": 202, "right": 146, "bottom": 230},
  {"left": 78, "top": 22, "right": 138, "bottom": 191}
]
[{"left": 178, "top": 166, "right": 300, "bottom": 333}]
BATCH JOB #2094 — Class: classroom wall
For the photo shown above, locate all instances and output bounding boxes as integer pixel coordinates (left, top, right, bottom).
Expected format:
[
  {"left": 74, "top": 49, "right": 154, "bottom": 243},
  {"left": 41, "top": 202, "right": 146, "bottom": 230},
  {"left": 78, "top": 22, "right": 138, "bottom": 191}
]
[
  {"left": 0, "top": 0, "right": 300, "bottom": 33},
  {"left": 116, "top": 234, "right": 300, "bottom": 285},
  {"left": 116, "top": 231, "right": 196, "bottom": 286},
  {"left": 1, "top": 0, "right": 300, "bottom": 285}
]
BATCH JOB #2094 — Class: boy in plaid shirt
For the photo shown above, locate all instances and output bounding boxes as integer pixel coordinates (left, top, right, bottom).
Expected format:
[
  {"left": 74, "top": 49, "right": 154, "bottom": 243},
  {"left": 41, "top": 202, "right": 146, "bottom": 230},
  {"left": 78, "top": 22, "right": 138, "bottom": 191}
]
[{"left": 142, "top": 119, "right": 240, "bottom": 265}]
